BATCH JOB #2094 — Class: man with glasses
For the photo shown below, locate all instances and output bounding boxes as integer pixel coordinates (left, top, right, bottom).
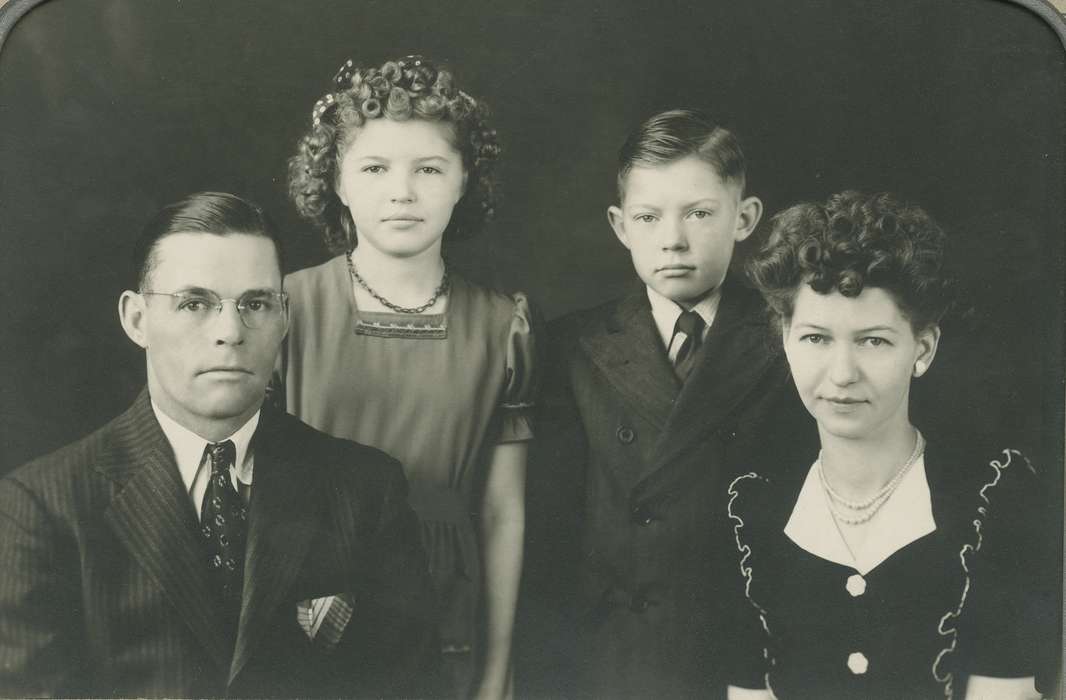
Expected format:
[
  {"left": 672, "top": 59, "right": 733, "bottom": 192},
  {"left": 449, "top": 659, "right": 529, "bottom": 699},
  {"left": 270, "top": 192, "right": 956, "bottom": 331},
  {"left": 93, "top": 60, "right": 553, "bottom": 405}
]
[{"left": 0, "top": 192, "right": 438, "bottom": 697}]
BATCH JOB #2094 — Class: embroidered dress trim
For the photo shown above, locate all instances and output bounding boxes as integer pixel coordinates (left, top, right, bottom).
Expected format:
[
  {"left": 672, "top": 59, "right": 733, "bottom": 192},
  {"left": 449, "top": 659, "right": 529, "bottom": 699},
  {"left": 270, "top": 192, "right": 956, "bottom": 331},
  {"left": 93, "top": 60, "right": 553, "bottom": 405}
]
[
  {"left": 728, "top": 472, "right": 778, "bottom": 698},
  {"left": 930, "top": 448, "right": 1030, "bottom": 698},
  {"left": 353, "top": 312, "right": 447, "bottom": 339}
]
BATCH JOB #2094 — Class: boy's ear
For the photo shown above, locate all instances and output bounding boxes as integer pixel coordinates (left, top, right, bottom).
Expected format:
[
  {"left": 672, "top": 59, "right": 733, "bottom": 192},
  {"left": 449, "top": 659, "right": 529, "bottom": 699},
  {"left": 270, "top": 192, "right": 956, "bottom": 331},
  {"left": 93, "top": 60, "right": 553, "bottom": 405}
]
[
  {"left": 607, "top": 205, "right": 631, "bottom": 250},
  {"left": 119, "top": 290, "right": 150, "bottom": 349},
  {"left": 734, "top": 195, "right": 763, "bottom": 243}
]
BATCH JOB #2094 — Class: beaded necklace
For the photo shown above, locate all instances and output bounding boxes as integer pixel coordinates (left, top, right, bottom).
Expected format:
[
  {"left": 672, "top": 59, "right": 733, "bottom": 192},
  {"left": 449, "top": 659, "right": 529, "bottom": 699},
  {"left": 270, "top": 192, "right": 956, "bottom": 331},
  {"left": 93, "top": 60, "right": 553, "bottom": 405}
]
[
  {"left": 817, "top": 430, "right": 925, "bottom": 525},
  {"left": 346, "top": 251, "right": 449, "bottom": 314}
]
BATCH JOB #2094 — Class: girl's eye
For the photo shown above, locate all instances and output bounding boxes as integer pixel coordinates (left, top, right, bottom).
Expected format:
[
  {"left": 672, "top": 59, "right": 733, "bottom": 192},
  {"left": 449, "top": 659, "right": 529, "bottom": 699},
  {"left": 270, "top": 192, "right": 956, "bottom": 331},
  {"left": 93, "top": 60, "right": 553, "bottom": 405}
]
[
  {"left": 859, "top": 336, "right": 891, "bottom": 347},
  {"left": 362, "top": 165, "right": 385, "bottom": 174},
  {"left": 799, "top": 333, "right": 828, "bottom": 344},
  {"left": 417, "top": 166, "right": 442, "bottom": 175}
]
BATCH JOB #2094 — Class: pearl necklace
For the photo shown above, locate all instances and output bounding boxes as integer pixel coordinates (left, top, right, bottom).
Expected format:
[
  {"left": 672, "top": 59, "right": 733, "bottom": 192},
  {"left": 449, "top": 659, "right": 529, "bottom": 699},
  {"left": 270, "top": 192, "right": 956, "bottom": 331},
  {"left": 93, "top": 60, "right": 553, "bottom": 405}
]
[
  {"left": 817, "top": 430, "right": 925, "bottom": 525},
  {"left": 346, "top": 251, "right": 449, "bottom": 314}
]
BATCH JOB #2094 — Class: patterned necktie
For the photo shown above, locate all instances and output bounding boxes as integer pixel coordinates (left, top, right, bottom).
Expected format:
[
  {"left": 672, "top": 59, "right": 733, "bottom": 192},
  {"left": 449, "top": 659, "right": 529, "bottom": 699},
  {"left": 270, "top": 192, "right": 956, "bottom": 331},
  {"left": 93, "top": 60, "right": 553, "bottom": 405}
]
[
  {"left": 200, "top": 440, "right": 247, "bottom": 623},
  {"left": 672, "top": 309, "right": 706, "bottom": 381}
]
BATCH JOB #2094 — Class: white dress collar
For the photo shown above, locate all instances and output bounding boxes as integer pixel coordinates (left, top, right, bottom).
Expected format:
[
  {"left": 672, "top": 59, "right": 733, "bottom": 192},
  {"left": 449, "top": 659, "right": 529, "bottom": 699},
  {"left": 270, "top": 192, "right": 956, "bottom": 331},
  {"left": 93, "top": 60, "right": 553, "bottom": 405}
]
[
  {"left": 151, "top": 401, "right": 259, "bottom": 493},
  {"left": 784, "top": 455, "right": 936, "bottom": 575},
  {"left": 645, "top": 285, "right": 721, "bottom": 350}
]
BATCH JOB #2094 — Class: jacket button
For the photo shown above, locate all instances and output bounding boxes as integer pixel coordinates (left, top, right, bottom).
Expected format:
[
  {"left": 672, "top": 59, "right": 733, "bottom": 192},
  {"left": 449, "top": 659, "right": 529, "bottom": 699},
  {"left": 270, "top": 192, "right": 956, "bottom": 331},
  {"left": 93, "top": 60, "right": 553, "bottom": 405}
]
[
  {"left": 847, "top": 652, "right": 869, "bottom": 675},
  {"left": 631, "top": 504, "right": 656, "bottom": 526},
  {"left": 616, "top": 426, "right": 635, "bottom": 444},
  {"left": 630, "top": 595, "right": 650, "bottom": 613}
]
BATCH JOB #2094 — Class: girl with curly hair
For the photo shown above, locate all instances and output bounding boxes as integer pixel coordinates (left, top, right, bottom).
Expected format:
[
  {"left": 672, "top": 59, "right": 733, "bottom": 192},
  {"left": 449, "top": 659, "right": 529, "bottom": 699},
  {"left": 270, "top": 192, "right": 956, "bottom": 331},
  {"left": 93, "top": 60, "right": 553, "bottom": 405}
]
[
  {"left": 725, "top": 191, "right": 1054, "bottom": 699},
  {"left": 279, "top": 55, "right": 534, "bottom": 700}
]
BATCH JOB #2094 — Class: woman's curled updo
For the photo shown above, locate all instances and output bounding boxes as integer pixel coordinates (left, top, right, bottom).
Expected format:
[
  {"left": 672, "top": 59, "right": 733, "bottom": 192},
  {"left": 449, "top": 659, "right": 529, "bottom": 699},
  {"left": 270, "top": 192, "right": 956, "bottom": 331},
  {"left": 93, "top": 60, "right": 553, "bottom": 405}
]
[{"left": 747, "top": 190, "right": 956, "bottom": 331}]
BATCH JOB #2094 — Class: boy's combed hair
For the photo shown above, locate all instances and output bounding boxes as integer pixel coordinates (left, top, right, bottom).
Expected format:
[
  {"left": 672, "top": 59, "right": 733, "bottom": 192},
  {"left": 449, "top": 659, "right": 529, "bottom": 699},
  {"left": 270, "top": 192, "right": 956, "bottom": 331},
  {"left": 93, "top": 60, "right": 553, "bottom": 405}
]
[
  {"left": 133, "top": 191, "right": 284, "bottom": 290},
  {"left": 746, "top": 190, "right": 956, "bottom": 331},
  {"left": 288, "top": 56, "right": 501, "bottom": 255},
  {"left": 616, "top": 108, "right": 746, "bottom": 201}
]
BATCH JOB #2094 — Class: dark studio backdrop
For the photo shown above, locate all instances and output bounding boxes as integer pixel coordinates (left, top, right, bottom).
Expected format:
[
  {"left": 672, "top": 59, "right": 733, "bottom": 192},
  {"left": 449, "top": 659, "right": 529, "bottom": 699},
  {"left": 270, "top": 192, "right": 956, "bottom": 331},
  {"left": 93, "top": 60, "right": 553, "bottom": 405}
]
[{"left": 0, "top": 0, "right": 1063, "bottom": 590}]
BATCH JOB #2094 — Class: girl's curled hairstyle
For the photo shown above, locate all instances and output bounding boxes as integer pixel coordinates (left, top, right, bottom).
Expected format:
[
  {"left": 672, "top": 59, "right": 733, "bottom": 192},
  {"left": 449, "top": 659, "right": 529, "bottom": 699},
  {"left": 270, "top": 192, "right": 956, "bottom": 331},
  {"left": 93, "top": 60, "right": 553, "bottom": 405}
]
[
  {"left": 288, "top": 56, "right": 501, "bottom": 254},
  {"left": 747, "top": 191, "right": 956, "bottom": 331}
]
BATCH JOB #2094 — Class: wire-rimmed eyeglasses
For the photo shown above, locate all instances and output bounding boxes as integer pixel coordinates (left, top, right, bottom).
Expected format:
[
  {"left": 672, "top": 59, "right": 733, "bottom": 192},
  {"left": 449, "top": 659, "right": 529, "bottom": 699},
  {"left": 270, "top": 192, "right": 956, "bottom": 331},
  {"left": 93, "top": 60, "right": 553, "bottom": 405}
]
[{"left": 140, "top": 289, "right": 289, "bottom": 329}]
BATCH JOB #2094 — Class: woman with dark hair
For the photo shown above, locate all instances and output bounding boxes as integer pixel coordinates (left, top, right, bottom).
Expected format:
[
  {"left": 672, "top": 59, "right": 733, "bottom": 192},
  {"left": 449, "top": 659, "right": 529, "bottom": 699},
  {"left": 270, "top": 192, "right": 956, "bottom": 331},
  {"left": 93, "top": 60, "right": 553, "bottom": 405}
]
[
  {"left": 725, "top": 191, "right": 1052, "bottom": 699},
  {"left": 278, "top": 56, "right": 534, "bottom": 699}
]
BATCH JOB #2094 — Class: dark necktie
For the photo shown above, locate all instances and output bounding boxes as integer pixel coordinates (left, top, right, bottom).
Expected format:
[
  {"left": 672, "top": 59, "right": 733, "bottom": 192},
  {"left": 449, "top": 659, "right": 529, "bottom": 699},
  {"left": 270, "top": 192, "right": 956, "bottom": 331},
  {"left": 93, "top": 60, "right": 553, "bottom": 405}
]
[
  {"left": 200, "top": 440, "right": 247, "bottom": 623},
  {"left": 672, "top": 310, "right": 706, "bottom": 381}
]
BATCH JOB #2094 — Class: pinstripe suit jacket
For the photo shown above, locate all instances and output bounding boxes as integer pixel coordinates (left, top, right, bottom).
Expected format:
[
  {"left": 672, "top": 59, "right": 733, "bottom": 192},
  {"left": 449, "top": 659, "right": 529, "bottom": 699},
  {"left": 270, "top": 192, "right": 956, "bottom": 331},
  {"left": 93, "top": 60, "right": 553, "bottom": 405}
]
[{"left": 0, "top": 389, "right": 438, "bottom": 698}]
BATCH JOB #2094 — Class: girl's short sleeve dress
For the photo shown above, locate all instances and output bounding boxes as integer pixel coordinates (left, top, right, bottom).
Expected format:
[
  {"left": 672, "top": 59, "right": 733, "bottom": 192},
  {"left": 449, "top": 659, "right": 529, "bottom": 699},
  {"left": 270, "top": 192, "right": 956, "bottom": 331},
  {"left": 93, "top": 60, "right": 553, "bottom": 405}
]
[
  {"left": 278, "top": 254, "right": 537, "bottom": 676},
  {"left": 724, "top": 439, "right": 1057, "bottom": 699}
]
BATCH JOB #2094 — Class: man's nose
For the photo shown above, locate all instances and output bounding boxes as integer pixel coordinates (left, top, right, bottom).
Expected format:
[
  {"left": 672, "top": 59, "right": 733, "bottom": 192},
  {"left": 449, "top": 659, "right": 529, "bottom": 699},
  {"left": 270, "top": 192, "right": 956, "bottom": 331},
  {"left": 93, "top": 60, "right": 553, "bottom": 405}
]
[{"left": 211, "top": 301, "right": 246, "bottom": 345}]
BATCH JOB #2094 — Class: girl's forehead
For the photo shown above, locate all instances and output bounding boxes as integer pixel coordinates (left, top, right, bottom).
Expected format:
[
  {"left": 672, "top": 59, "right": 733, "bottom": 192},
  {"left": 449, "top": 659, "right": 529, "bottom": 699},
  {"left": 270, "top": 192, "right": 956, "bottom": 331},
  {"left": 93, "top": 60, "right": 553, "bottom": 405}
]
[{"left": 342, "top": 118, "right": 460, "bottom": 158}]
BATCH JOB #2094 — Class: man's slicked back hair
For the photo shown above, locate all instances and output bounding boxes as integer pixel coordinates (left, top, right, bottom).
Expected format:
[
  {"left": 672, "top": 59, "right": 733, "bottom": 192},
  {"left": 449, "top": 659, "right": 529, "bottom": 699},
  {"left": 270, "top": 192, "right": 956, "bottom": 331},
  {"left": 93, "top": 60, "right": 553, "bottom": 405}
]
[{"left": 132, "top": 191, "right": 285, "bottom": 290}]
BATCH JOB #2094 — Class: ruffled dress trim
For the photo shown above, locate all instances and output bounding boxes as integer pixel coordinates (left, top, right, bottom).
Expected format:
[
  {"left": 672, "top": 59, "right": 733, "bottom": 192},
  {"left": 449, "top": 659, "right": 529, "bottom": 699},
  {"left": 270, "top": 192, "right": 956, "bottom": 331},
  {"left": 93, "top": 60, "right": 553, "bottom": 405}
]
[
  {"left": 931, "top": 448, "right": 1034, "bottom": 698},
  {"left": 728, "top": 471, "right": 778, "bottom": 698}
]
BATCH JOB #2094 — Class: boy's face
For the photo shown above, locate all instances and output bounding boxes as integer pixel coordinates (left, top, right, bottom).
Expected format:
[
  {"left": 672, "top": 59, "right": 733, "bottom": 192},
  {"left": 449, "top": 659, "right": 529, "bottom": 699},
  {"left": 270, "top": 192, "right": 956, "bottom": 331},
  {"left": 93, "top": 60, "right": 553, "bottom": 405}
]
[{"left": 608, "top": 155, "right": 761, "bottom": 307}]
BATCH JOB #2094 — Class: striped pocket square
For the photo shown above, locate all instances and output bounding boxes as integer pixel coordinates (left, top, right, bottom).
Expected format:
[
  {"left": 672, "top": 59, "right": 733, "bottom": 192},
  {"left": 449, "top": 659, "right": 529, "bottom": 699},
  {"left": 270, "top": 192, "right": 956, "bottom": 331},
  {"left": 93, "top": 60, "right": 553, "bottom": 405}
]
[{"left": 297, "top": 593, "right": 354, "bottom": 650}]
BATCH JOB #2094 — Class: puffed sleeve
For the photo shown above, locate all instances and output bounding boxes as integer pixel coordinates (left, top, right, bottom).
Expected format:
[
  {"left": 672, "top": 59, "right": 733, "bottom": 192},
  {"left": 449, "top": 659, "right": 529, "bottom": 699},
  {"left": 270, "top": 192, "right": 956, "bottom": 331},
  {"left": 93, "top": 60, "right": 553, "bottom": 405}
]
[
  {"left": 957, "top": 449, "right": 1060, "bottom": 691},
  {"left": 496, "top": 292, "right": 539, "bottom": 444}
]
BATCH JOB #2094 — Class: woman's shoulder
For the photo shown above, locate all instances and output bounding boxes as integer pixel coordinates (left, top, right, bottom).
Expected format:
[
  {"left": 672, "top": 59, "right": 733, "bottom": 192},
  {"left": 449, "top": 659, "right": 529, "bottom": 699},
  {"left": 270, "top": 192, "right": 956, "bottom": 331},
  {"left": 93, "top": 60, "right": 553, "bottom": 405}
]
[{"left": 925, "top": 438, "right": 1037, "bottom": 498}]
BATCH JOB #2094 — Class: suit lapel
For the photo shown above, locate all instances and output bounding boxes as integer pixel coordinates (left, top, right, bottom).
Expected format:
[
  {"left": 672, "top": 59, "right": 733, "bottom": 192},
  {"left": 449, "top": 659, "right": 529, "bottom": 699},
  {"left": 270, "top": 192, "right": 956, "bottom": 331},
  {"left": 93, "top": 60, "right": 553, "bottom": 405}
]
[
  {"left": 229, "top": 409, "right": 318, "bottom": 685},
  {"left": 637, "top": 281, "right": 780, "bottom": 491},
  {"left": 101, "top": 390, "right": 233, "bottom": 668},
  {"left": 580, "top": 291, "right": 678, "bottom": 430}
]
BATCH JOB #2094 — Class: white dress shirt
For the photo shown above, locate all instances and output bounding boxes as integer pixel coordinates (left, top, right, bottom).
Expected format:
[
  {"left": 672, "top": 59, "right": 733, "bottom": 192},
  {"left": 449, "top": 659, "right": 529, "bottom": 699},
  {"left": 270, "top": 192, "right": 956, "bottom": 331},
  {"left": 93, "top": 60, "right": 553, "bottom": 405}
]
[
  {"left": 646, "top": 285, "right": 721, "bottom": 363},
  {"left": 151, "top": 401, "right": 259, "bottom": 519}
]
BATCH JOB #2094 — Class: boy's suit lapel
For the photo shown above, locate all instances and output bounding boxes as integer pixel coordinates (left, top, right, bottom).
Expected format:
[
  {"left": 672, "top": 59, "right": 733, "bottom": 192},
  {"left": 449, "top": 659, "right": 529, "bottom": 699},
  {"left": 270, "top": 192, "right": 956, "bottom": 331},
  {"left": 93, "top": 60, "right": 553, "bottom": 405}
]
[
  {"left": 580, "top": 291, "right": 678, "bottom": 430},
  {"left": 635, "top": 281, "right": 779, "bottom": 497},
  {"left": 228, "top": 410, "right": 319, "bottom": 686},
  {"left": 101, "top": 390, "right": 234, "bottom": 670}
]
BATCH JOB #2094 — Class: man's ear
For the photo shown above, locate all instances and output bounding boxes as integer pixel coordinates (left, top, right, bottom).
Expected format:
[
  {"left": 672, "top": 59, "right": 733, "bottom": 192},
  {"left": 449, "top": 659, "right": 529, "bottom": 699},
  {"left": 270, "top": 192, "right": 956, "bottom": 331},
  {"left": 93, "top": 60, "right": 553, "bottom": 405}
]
[
  {"left": 734, "top": 195, "right": 763, "bottom": 243},
  {"left": 607, "top": 205, "right": 631, "bottom": 250},
  {"left": 118, "top": 290, "right": 149, "bottom": 349}
]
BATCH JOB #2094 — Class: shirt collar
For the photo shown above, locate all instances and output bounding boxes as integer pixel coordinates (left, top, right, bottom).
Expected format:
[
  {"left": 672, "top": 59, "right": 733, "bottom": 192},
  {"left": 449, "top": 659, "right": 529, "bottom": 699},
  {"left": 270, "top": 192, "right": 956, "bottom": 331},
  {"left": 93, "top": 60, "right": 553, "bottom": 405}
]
[
  {"left": 783, "top": 454, "right": 936, "bottom": 575},
  {"left": 645, "top": 285, "right": 721, "bottom": 349},
  {"left": 151, "top": 401, "right": 260, "bottom": 494}
]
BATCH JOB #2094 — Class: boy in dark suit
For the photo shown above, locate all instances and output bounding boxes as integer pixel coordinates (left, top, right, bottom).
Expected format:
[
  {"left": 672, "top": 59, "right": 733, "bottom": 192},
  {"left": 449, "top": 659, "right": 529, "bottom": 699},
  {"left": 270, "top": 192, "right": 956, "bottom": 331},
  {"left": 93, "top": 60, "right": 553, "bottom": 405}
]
[
  {"left": 522, "top": 110, "right": 814, "bottom": 698},
  {"left": 0, "top": 192, "right": 437, "bottom": 698}
]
